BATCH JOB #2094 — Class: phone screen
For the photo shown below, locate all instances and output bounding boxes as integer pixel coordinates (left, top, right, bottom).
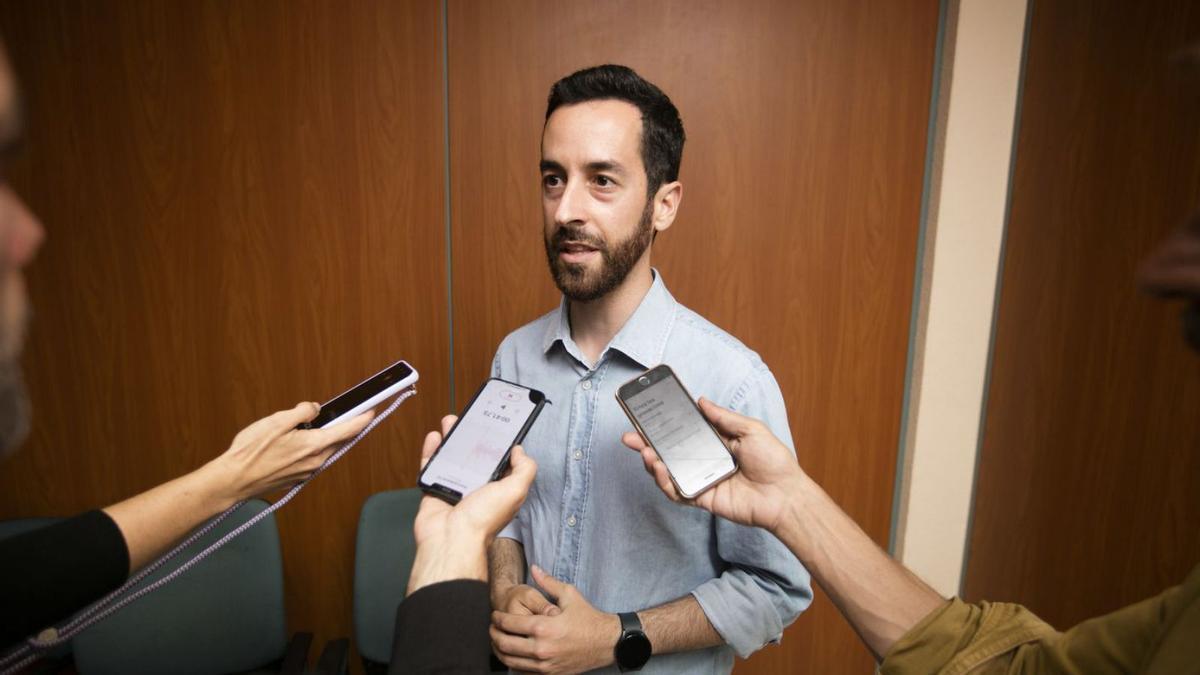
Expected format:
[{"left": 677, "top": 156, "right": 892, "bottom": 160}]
[
  {"left": 623, "top": 370, "right": 735, "bottom": 496},
  {"left": 309, "top": 361, "right": 414, "bottom": 428},
  {"left": 421, "top": 379, "right": 541, "bottom": 499}
]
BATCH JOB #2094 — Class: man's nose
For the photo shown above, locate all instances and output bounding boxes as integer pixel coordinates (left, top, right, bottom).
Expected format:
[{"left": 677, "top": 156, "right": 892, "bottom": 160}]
[
  {"left": 0, "top": 185, "right": 44, "bottom": 269},
  {"left": 554, "top": 178, "right": 586, "bottom": 227}
]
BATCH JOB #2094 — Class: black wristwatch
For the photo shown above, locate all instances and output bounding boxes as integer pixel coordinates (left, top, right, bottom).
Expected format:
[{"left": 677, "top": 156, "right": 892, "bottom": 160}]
[{"left": 613, "top": 611, "right": 651, "bottom": 672}]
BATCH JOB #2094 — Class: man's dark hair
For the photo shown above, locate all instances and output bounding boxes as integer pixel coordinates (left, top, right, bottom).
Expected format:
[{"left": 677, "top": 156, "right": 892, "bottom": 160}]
[{"left": 546, "top": 64, "right": 685, "bottom": 195}]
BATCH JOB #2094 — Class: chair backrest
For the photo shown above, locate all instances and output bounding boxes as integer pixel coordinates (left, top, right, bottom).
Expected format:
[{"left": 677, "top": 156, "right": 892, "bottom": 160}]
[
  {"left": 353, "top": 488, "right": 421, "bottom": 668},
  {"left": 71, "top": 499, "right": 288, "bottom": 675}
]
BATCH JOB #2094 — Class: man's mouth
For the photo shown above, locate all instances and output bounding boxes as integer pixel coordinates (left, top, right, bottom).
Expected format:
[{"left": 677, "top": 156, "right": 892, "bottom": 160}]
[{"left": 558, "top": 241, "right": 600, "bottom": 263}]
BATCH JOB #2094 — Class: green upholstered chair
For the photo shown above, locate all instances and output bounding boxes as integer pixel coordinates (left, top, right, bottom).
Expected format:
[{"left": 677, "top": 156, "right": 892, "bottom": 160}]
[
  {"left": 352, "top": 488, "right": 421, "bottom": 674},
  {"left": 69, "top": 499, "right": 330, "bottom": 675}
]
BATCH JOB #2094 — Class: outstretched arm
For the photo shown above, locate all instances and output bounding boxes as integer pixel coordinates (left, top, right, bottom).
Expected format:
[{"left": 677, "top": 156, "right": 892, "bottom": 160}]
[
  {"left": 104, "top": 402, "right": 373, "bottom": 572},
  {"left": 623, "top": 399, "right": 943, "bottom": 660}
]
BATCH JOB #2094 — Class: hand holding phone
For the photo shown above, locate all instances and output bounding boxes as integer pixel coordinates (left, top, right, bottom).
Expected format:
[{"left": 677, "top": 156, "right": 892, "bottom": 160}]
[
  {"left": 616, "top": 365, "right": 738, "bottom": 498},
  {"left": 418, "top": 378, "right": 547, "bottom": 503}
]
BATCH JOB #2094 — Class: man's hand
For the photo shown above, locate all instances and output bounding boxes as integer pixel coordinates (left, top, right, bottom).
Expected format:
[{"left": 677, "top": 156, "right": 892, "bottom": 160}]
[
  {"left": 496, "top": 582, "right": 560, "bottom": 617},
  {"left": 621, "top": 398, "right": 804, "bottom": 535},
  {"left": 407, "top": 414, "right": 537, "bottom": 594},
  {"left": 490, "top": 565, "right": 620, "bottom": 674}
]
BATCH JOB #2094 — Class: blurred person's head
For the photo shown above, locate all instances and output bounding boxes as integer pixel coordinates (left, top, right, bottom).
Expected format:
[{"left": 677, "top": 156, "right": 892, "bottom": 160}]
[
  {"left": 1138, "top": 44, "right": 1200, "bottom": 354},
  {"left": 0, "top": 45, "right": 47, "bottom": 459},
  {"left": 540, "top": 65, "right": 684, "bottom": 302},
  {"left": 1140, "top": 214, "right": 1200, "bottom": 353}
]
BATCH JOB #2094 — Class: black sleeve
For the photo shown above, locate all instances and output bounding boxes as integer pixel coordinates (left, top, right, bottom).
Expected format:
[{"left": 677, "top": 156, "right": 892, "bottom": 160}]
[
  {"left": 390, "top": 579, "right": 494, "bottom": 674},
  {"left": 0, "top": 509, "right": 130, "bottom": 648}
]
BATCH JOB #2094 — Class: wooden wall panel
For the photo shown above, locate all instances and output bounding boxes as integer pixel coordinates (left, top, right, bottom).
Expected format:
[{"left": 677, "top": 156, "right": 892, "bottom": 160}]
[
  {"left": 0, "top": 0, "right": 447, "bottom": 663},
  {"left": 966, "top": 0, "right": 1200, "bottom": 628},
  {"left": 448, "top": 2, "right": 939, "bottom": 672}
]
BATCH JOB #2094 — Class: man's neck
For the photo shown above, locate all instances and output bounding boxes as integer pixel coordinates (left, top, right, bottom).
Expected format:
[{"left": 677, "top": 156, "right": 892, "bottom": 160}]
[{"left": 568, "top": 263, "right": 654, "bottom": 367}]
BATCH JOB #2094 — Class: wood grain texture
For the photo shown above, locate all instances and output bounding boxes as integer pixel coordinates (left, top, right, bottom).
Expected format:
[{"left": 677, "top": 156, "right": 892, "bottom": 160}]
[
  {"left": 447, "top": 2, "right": 939, "bottom": 671},
  {"left": 965, "top": 0, "right": 1200, "bottom": 628},
  {"left": 0, "top": 0, "right": 447, "bottom": 667}
]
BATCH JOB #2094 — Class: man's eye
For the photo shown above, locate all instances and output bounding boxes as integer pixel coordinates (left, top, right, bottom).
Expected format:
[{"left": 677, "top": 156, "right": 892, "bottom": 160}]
[
  {"left": 595, "top": 175, "right": 614, "bottom": 187},
  {"left": 543, "top": 175, "right": 563, "bottom": 189}
]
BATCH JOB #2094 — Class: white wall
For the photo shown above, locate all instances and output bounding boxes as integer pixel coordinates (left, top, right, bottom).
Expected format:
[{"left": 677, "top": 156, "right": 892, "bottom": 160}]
[{"left": 893, "top": 0, "right": 1030, "bottom": 597}]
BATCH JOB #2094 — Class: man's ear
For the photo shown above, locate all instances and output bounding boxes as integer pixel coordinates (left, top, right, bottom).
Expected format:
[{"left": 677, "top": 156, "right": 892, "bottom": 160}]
[{"left": 652, "top": 181, "right": 683, "bottom": 235}]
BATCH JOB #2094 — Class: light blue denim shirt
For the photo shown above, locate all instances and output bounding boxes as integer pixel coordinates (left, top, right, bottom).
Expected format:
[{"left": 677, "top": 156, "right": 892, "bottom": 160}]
[{"left": 493, "top": 271, "right": 813, "bottom": 674}]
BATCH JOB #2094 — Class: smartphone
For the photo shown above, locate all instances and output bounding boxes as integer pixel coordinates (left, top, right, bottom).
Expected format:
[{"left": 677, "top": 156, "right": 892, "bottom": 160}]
[
  {"left": 301, "top": 360, "right": 419, "bottom": 429},
  {"left": 616, "top": 364, "right": 738, "bottom": 498},
  {"left": 418, "top": 378, "right": 547, "bottom": 504}
]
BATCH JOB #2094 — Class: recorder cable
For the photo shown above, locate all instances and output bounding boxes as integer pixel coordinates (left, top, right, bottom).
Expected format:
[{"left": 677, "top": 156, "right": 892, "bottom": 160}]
[{"left": 0, "top": 386, "right": 418, "bottom": 675}]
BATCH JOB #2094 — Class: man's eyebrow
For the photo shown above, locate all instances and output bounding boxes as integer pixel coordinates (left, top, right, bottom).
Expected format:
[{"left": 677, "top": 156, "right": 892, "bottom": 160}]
[
  {"left": 584, "top": 160, "right": 626, "bottom": 175},
  {"left": 539, "top": 159, "right": 565, "bottom": 173}
]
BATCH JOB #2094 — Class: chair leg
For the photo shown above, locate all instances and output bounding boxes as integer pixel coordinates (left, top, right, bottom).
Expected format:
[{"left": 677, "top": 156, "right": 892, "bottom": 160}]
[
  {"left": 278, "top": 632, "right": 313, "bottom": 675},
  {"left": 313, "top": 638, "right": 350, "bottom": 675}
]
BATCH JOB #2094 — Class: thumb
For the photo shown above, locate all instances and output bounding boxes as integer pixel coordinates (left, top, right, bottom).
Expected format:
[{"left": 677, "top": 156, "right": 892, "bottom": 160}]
[
  {"left": 506, "top": 446, "right": 538, "bottom": 489},
  {"left": 698, "top": 397, "right": 756, "bottom": 439},
  {"left": 531, "top": 564, "right": 570, "bottom": 608}
]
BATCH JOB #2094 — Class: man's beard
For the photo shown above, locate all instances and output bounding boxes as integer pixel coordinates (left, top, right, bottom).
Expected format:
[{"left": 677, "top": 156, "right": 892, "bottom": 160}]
[
  {"left": 544, "top": 199, "right": 654, "bottom": 303},
  {"left": 1183, "top": 301, "right": 1200, "bottom": 353},
  {"left": 0, "top": 282, "right": 31, "bottom": 461}
]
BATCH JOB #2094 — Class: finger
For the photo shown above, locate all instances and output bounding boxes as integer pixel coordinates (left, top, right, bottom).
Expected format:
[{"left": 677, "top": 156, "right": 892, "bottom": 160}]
[
  {"left": 516, "top": 586, "right": 557, "bottom": 616},
  {"left": 621, "top": 430, "right": 650, "bottom": 453},
  {"left": 644, "top": 450, "right": 682, "bottom": 502},
  {"left": 529, "top": 565, "right": 571, "bottom": 606},
  {"left": 302, "top": 446, "right": 336, "bottom": 472},
  {"left": 698, "top": 397, "right": 757, "bottom": 438},
  {"left": 502, "top": 446, "right": 537, "bottom": 492},
  {"left": 440, "top": 414, "right": 457, "bottom": 436},
  {"left": 488, "top": 625, "right": 538, "bottom": 657},
  {"left": 273, "top": 401, "right": 321, "bottom": 431},
  {"left": 492, "top": 610, "right": 542, "bottom": 636},
  {"left": 312, "top": 410, "right": 375, "bottom": 447},
  {"left": 420, "top": 429, "right": 442, "bottom": 469}
]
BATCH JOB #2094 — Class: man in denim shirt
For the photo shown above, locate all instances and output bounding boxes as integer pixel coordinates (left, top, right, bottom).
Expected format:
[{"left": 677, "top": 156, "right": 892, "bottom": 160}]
[{"left": 486, "top": 65, "right": 812, "bottom": 674}]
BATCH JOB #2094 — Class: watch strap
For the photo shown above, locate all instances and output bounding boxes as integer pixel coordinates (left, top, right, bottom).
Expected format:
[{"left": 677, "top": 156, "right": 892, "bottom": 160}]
[{"left": 618, "top": 611, "right": 643, "bottom": 634}]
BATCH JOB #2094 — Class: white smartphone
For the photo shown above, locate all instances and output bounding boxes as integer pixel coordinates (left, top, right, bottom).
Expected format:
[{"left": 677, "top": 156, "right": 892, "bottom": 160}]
[
  {"left": 418, "top": 378, "right": 547, "bottom": 504},
  {"left": 301, "top": 360, "right": 419, "bottom": 429},
  {"left": 616, "top": 364, "right": 738, "bottom": 498}
]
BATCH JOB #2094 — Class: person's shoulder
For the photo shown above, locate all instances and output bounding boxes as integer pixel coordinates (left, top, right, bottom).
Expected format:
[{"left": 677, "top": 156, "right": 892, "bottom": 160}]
[{"left": 669, "top": 303, "right": 768, "bottom": 373}]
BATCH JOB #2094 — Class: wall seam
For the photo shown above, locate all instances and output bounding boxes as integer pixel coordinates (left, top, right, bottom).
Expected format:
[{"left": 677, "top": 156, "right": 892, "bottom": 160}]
[
  {"left": 440, "top": 0, "right": 455, "bottom": 410},
  {"left": 889, "top": 0, "right": 954, "bottom": 557}
]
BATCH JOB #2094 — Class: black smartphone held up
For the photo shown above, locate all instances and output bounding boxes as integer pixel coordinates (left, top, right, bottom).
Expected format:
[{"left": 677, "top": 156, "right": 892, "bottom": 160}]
[
  {"left": 418, "top": 378, "right": 547, "bottom": 504},
  {"left": 300, "top": 360, "right": 419, "bottom": 430},
  {"left": 616, "top": 364, "right": 738, "bottom": 499}
]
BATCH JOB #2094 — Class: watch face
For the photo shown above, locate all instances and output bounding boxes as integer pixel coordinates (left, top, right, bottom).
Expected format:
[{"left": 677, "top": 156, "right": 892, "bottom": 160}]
[{"left": 616, "top": 631, "right": 651, "bottom": 669}]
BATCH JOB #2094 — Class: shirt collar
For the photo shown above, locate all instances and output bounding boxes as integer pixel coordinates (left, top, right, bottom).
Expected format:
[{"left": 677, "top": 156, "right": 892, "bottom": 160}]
[{"left": 541, "top": 269, "right": 677, "bottom": 369}]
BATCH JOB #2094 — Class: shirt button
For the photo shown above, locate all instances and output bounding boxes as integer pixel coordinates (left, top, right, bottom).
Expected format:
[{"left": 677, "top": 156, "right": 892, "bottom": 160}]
[
  {"left": 567, "top": 515, "right": 577, "bottom": 527},
  {"left": 573, "top": 450, "right": 583, "bottom": 460},
  {"left": 581, "top": 380, "right": 592, "bottom": 390}
]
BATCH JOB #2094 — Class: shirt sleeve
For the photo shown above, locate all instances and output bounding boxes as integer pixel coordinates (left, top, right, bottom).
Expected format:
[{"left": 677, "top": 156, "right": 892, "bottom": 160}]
[
  {"left": 882, "top": 563, "right": 1200, "bottom": 675},
  {"left": 689, "top": 363, "right": 814, "bottom": 658},
  {"left": 390, "top": 579, "right": 493, "bottom": 674},
  {"left": 491, "top": 341, "right": 523, "bottom": 544},
  {"left": 0, "top": 509, "right": 130, "bottom": 648}
]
